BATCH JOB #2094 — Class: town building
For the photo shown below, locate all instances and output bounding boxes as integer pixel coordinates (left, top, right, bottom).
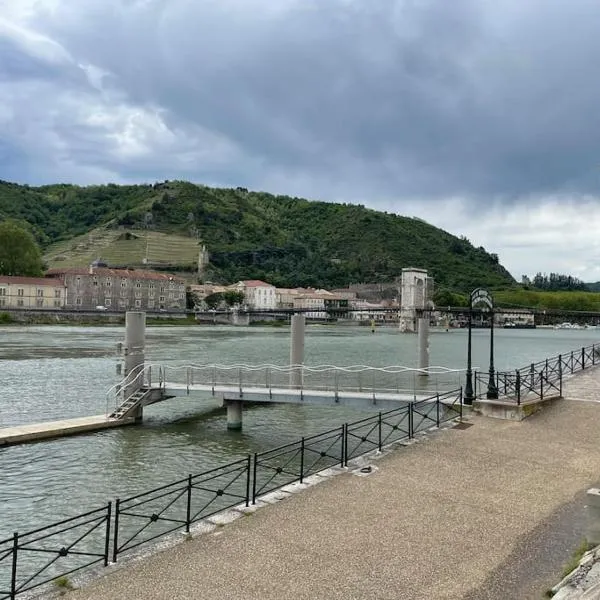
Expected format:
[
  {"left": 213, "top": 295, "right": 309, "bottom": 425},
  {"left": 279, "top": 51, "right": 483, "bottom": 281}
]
[
  {"left": 0, "top": 276, "right": 66, "bottom": 309},
  {"left": 233, "top": 280, "right": 276, "bottom": 310},
  {"left": 293, "top": 292, "right": 348, "bottom": 320},
  {"left": 46, "top": 267, "right": 186, "bottom": 311}
]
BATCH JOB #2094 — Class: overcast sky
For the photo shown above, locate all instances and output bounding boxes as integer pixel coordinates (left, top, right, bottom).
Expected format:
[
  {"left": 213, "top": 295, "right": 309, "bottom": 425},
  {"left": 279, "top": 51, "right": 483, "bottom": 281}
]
[{"left": 2, "top": 0, "right": 600, "bottom": 281}]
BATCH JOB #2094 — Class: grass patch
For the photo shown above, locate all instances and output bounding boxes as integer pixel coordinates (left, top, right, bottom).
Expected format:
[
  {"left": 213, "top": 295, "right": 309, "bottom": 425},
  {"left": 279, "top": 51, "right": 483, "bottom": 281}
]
[
  {"left": 0, "top": 312, "right": 14, "bottom": 324},
  {"left": 53, "top": 575, "right": 75, "bottom": 592},
  {"left": 561, "top": 538, "right": 592, "bottom": 579}
]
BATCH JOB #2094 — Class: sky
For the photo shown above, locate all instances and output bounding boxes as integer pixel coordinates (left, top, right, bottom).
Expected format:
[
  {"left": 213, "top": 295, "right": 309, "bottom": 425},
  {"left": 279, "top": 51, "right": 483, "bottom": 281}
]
[{"left": 2, "top": 0, "right": 600, "bottom": 282}]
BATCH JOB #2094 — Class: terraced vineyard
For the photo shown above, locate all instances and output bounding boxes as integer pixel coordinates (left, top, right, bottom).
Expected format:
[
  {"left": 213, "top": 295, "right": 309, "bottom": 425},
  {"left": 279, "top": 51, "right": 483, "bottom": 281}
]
[{"left": 44, "top": 229, "right": 200, "bottom": 269}]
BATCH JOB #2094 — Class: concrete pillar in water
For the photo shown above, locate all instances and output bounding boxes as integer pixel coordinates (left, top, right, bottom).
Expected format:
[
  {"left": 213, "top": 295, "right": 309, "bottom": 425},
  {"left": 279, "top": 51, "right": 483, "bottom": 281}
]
[
  {"left": 290, "top": 314, "right": 306, "bottom": 389},
  {"left": 124, "top": 311, "right": 146, "bottom": 420},
  {"left": 226, "top": 400, "right": 243, "bottom": 430},
  {"left": 417, "top": 317, "right": 430, "bottom": 376}
]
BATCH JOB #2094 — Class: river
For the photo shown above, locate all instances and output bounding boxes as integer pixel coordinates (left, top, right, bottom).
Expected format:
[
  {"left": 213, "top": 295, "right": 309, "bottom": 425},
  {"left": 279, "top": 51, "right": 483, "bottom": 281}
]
[{"left": 1, "top": 323, "right": 598, "bottom": 543}]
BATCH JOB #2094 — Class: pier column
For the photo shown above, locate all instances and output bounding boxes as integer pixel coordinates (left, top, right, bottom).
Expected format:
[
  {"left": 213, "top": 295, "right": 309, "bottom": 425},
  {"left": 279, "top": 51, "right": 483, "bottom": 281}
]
[
  {"left": 290, "top": 314, "right": 305, "bottom": 389},
  {"left": 226, "top": 400, "right": 243, "bottom": 430},
  {"left": 124, "top": 312, "right": 146, "bottom": 421},
  {"left": 417, "top": 317, "right": 430, "bottom": 376}
]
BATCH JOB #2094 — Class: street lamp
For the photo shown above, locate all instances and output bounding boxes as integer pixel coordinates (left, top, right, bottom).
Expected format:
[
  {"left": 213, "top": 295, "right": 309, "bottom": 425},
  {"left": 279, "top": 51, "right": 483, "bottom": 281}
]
[{"left": 464, "top": 288, "right": 495, "bottom": 405}]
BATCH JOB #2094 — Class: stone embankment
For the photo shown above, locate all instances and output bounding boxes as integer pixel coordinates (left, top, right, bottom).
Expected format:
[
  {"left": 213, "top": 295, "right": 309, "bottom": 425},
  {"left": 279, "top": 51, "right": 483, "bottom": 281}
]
[{"left": 550, "top": 546, "right": 600, "bottom": 598}]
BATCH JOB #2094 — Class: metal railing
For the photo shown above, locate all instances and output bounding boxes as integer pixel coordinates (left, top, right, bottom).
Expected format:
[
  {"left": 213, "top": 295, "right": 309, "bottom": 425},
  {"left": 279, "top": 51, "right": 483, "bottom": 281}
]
[
  {"left": 106, "top": 363, "right": 467, "bottom": 412},
  {"left": 4, "top": 387, "right": 463, "bottom": 597},
  {"left": 474, "top": 343, "right": 600, "bottom": 405},
  {"left": 0, "top": 504, "right": 111, "bottom": 600}
]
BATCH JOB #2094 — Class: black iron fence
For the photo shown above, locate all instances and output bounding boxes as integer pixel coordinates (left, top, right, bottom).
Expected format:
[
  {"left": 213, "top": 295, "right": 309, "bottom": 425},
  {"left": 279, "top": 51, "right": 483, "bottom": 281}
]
[
  {"left": 474, "top": 343, "right": 600, "bottom": 405},
  {"left": 0, "top": 388, "right": 462, "bottom": 599}
]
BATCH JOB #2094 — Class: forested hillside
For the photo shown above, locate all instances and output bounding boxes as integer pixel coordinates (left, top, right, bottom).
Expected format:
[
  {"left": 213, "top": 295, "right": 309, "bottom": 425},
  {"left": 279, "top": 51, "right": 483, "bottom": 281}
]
[{"left": 0, "top": 180, "right": 515, "bottom": 290}]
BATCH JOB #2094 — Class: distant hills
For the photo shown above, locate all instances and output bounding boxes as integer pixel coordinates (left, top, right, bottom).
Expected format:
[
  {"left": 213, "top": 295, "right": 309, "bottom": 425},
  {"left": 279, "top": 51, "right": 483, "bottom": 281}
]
[{"left": 0, "top": 179, "right": 515, "bottom": 291}]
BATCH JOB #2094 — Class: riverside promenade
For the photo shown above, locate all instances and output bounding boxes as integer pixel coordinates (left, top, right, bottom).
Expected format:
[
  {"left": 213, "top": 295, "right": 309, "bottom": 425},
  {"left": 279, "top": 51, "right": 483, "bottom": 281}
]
[{"left": 70, "top": 371, "right": 600, "bottom": 600}]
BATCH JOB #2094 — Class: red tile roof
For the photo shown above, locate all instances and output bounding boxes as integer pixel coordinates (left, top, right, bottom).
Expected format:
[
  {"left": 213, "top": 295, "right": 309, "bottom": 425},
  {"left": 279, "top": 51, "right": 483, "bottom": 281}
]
[
  {"left": 46, "top": 268, "right": 186, "bottom": 282},
  {"left": 0, "top": 276, "right": 64, "bottom": 286},
  {"left": 238, "top": 280, "right": 274, "bottom": 288}
]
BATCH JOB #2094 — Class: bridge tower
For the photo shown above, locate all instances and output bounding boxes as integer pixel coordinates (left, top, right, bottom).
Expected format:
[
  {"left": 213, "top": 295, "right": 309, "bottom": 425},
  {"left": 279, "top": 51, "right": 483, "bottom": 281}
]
[{"left": 398, "top": 268, "right": 433, "bottom": 333}]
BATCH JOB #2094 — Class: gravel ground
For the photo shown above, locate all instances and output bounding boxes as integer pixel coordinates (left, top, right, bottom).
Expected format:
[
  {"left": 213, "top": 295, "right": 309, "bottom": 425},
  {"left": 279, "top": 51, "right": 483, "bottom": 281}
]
[{"left": 67, "top": 372, "right": 600, "bottom": 600}]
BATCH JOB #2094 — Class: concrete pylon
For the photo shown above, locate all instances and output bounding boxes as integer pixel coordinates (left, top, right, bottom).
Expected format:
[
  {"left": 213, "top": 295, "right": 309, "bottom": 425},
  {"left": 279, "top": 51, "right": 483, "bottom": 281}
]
[
  {"left": 417, "top": 317, "right": 430, "bottom": 376},
  {"left": 290, "top": 314, "right": 306, "bottom": 388},
  {"left": 226, "top": 400, "right": 243, "bottom": 430},
  {"left": 123, "top": 311, "right": 146, "bottom": 420}
]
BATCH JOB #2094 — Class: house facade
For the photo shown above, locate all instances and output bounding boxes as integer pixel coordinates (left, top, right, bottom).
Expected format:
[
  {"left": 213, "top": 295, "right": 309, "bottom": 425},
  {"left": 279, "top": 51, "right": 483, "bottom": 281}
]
[
  {"left": 234, "top": 280, "right": 276, "bottom": 309},
  {"left": 0, "top": 276, "right": 66, "bottom": 309},
  {"left": 46, "top": 267, "right": 186, "bottom": 311}
]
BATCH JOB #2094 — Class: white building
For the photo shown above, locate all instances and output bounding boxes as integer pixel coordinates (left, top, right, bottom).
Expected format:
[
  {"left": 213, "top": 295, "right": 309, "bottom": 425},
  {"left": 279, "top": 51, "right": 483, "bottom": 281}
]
[{"left": 234, "top": 280, "right": 276, "bottom": 310}]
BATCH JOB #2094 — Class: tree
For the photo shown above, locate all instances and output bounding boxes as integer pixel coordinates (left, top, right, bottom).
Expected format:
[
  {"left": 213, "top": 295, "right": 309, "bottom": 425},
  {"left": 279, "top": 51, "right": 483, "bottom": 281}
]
[{"left": 0, "top": 220, "right": 44, "bottom": 276}]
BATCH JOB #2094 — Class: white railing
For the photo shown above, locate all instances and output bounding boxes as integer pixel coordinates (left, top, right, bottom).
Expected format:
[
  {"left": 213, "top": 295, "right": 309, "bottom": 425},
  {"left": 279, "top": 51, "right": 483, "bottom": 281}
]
[{"left": 106, "top": 363, "right": 469, "bottom": 413}]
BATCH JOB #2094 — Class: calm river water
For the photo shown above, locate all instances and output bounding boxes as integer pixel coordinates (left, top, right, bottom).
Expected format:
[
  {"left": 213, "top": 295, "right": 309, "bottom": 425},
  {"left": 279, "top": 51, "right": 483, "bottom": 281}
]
[{"left": 1, "top": 323, "right": 598, "bottom": 541}]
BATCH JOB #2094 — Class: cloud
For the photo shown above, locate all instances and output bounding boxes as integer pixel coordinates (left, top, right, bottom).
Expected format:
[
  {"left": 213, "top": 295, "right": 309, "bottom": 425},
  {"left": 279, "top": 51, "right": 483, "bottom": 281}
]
[{"left": 1, "top": 0, "right": 600, "bottom": 278}]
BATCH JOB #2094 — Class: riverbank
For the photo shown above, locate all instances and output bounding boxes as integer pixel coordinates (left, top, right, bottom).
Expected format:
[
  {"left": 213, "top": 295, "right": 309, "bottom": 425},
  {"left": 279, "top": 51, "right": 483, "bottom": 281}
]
[{"left": 68, "top": 384, "right": 600, "bottom": 600}]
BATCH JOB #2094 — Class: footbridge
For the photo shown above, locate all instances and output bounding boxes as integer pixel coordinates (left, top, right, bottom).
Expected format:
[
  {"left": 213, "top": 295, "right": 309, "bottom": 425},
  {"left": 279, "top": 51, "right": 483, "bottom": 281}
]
[{"left": 106, "top": 363, "right": 467, "bottom": 429}]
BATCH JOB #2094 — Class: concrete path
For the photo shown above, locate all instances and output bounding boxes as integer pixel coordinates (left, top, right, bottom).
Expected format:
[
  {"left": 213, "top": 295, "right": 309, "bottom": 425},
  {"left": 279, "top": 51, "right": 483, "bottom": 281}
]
[{"left": 70, "top": 372, "right": 600, "bottom": 600}]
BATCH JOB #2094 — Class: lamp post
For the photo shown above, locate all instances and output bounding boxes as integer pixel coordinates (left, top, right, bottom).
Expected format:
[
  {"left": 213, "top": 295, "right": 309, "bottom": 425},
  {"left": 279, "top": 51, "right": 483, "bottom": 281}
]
[
  {"left": 486, "top": 306, "right": 498, "bottom": 399},
  {"left": 465, "top": 288, "right": 495, "bottom": 405},
  {"left": 464, "top": 299, "right": 474, "bottom": 405}
]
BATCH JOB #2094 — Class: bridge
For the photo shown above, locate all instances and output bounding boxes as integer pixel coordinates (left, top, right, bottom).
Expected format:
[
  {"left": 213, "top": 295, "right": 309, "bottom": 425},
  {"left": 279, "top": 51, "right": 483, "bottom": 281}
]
[{"left": 105, "top": 363, "right": 468, "bottom": 429}]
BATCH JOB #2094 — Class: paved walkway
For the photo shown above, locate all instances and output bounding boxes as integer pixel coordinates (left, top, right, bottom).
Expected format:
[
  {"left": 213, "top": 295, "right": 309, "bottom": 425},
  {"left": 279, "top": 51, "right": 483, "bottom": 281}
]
[{"left": 70, "top": 371, "right": 600, "bottom": 600}]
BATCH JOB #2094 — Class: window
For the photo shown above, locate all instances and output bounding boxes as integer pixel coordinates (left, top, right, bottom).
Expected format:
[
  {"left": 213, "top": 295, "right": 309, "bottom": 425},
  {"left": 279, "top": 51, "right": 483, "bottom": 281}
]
[
  {"left": 37, "top": 289, "right": 44, "bottom": 297},
  {"left": 0, "top": 288, "right": 6, "bottom": 296},
  {"left": 149, "top": 291, "right": 155, "bottom": 299},
  {"left": 93, "top": 277, "right": 98, "bottom": 286},
  {"left": 149, "top": 283, "right": 155, "bottom": 290},
  {"left": 159, "top": 296, "right": 165, "bottom": 303},
  {"left": 160, "top": 286, "right": 165, "bottom": 293},
  {"left": 168, "top": 292, "right": 174, "bottom": 299},
  {"left": 76, "top": 297, "right": 82, "bottom": 305},
  {"left": 135, "top": 299, "right": 141, "bottom": 307},
  {"left": 120, "top": 289, "right": 127, "bottom": 297},
  {"left": 105, "top": 298, "right": 111, "bottom": 306},
  {"left": 36, "top": 299, "right": 44, "bottom": 307},
  {"left": 135, "top": 291, "right": 142, "bottom": 298},
  {"left": 76, "top": 276, "right": 81, "bottom": 287},
  {"left": 136, "top": 282, "right": 141, "bottom": 288},
  {"left": 0, "top": 298, "right": 5, "bottom": 306},
  {"left": 119, "top": 299, "right": 126, "bottom": 307},
  {"left": 17, "top": 299, "right": 24, "bottom": 307},
  {"left": 17, "top": 289, "right": 24, "bottom": 297},
  {"left": 148, "top": 300, "right": 155, "bottom": 309},
  {"left": 121, "top": 279, "right": 127, "bottom": 288},
  {"left": 54, "top": 300, "right": 61, "bottom": 308},
  {"left": 106, "top": 280, "right": 112, "bottom": 287},
  {"left": 54, "top": 289, "right": 61, "bottom": 298}
]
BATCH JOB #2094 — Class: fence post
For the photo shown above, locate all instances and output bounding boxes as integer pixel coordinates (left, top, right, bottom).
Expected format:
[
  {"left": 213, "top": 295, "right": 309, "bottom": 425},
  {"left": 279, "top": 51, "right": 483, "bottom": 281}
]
[
  {"left": 340, "top": 424, "right": 346, "bottom": 467},
  {"left": 252, "top": 453, "right": 258, "bottom": 505},
  {"left": 571, "top": 351, "right": 574, "bottom": 374},
  {"left": 582, "top": 347, "right": 586, "bottom": 370},
  {"left": 344, "top": 423, "right": 349, "bottom": 467},
  {"left": 378, "top": 412, "right": 382, "bottom": 451},
  {"left": 540, "top": 368, "right": 544, "bottom": 401},
  {"left": 104, "top": 502, "right": 112, "bottom": 567},
  {"left": 436, "top": 393, "right": 440, "bottom": 427},
  {"left": 409, "top": 403, "right": 414, "bottom": 439},
  {"left": 10, "top": 531, "right": 18, "bottom": 600},
  {"left": 516, "top": 371, "right": 521, "bottom": 405},
  {"left": 299, "top": 438, "right": 305, "bottom": 484},
  {"left": 244, "top": 455, "right": 251, "bottom": 507},
  {"left": 559, "top": 355, "right": 563, "bottom": 397},
  {"left": 530, "top": 363, "right": 535, "bottom": 392},
  {"left": 185, "top": 475, "right": 192, "bottom": 533},
  {"left": 594, "top": 345, "right": 597, "bottom": 366},
  {"left": 459, "top": 387, "right": 463, "bottom": 420},
  {"left": 112, "top": 499, "right": 120, "bottom": 563}
]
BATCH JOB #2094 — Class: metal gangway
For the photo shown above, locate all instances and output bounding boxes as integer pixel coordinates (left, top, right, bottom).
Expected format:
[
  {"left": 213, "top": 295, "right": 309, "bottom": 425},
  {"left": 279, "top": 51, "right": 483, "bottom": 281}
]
[{"left": 105, "top": 363, "right": 468, "bottom": 422}]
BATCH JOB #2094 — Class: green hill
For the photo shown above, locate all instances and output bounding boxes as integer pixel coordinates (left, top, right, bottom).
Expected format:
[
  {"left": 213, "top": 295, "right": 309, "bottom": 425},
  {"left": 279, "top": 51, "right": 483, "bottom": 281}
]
[{"left": 0, "top": 179, "right": 515, "bottom": 290}]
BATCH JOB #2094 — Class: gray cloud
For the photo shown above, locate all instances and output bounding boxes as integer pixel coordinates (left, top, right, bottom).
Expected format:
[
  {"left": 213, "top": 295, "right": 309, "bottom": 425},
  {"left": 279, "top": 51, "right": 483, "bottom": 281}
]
[{"left": 3, "top": 0, "right": 600, "bottom": 278}]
